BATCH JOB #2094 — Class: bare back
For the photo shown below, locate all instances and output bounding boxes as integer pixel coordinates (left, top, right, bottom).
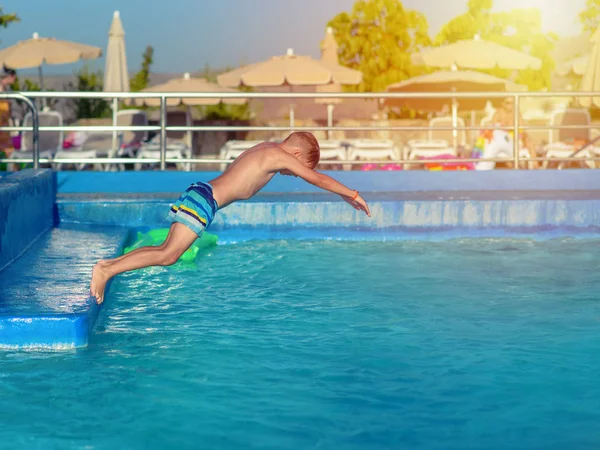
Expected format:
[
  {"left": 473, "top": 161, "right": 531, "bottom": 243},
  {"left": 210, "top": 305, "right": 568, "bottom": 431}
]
[{"left": 208, "top": 142, "right": 282, "bottom": 208}]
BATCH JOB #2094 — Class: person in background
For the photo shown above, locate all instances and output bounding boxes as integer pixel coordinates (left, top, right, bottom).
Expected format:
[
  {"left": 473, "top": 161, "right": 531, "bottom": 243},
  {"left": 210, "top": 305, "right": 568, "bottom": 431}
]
[
  {"left": 0, "top": 65, "right": 17, "bottom": 170},
  {"left": 472, "top": 97, "right": 535, "bottom": 170}
]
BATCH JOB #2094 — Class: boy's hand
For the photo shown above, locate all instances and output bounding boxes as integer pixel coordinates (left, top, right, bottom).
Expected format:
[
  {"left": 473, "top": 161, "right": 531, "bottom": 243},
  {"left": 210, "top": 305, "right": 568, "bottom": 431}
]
[{"left": 343, "top": 193, "right": 371, "bottom": 217}]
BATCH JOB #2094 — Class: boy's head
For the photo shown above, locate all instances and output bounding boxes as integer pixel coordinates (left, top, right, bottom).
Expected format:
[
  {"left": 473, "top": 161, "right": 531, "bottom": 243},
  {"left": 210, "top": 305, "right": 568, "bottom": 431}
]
[{"left": 281, "top": 132, "right": 320, "bottom": 169}]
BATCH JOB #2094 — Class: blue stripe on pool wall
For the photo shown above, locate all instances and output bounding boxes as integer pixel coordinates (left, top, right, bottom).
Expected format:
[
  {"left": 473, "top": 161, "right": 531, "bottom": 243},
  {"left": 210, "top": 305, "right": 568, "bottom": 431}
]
[{"left": 56, "top": 170, "right": 600, "bottom": 195}]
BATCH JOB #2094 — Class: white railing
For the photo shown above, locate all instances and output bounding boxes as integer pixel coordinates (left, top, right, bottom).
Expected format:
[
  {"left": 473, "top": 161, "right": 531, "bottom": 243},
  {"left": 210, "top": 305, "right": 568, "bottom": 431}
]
[
  {"left": 1, "top": 90, "right": 599, "bottom": 170},
  {"left": 0, "top": 93, "right": 39, "bottom": 167}
]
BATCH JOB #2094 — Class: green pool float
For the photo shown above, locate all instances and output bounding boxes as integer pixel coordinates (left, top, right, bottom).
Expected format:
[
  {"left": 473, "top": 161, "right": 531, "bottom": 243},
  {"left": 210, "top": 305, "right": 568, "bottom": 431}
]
[{"left": 123, "top": 228, "right": 218, "bottom": 262}]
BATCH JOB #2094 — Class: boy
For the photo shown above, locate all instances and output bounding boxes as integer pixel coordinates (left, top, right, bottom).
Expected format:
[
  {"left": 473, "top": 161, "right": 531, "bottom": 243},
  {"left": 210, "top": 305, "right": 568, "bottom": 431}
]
[{"left": 90, "top": 132, "right": 370, "bottom": 303}]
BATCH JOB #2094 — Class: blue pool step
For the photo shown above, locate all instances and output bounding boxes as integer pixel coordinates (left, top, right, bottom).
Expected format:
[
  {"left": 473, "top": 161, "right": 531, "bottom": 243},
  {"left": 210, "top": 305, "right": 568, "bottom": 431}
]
[{"left": 0, "top": 225, "right": 125, "bottom": 350}]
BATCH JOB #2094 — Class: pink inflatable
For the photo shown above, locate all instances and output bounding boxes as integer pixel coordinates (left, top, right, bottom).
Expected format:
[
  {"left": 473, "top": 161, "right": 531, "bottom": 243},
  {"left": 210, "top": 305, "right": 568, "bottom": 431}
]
[{"left": 361, "top": 163, "right": 403, "bottom": 171}]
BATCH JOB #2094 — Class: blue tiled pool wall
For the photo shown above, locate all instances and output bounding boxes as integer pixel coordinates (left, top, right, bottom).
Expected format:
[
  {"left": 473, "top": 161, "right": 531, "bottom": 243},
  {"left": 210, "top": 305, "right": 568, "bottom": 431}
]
[
  {"left": 56, "top": 170, "right": 600, "bottom": 232},
  {"left": 0, "top": 170, "right": 55, "bottom": 270},
  {"left": 4, "top": 171, "right": 600, "bottom": 247},
  {"left": 56, "top": 197, "right": 600, "bottom": 232}
]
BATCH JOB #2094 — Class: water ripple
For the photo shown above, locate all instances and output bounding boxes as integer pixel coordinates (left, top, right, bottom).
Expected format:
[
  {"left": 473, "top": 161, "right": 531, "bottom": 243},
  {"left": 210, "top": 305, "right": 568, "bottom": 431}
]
[{"left": 2, "top": 237, "right": 600, "bottom": 449}]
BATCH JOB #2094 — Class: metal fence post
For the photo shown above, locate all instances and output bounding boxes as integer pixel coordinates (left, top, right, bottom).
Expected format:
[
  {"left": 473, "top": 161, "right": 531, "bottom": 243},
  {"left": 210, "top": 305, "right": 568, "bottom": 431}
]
[
  {"left": 513, "top": 94, "right": 520, "bottom": 170},
  {"left": 12, "top": 93, "right": 40, "bottom": 169},
  {"left": 160, "top": 95, "right": 167, "bottom": 171}
]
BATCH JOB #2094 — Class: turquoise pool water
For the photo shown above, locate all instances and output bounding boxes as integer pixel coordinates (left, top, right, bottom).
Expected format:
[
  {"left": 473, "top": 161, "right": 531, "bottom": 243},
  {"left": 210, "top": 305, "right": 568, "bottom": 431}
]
[{"left": 2, "top": 229, "right": 600, "bottom": 449}]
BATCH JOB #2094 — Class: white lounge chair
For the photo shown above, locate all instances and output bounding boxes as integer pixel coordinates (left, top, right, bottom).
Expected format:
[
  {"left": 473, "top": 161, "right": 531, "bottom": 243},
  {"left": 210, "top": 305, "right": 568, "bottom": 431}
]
[
  {"left": 346, "top": 139, "right": 401, "bottom": 170},
  {"left": 316, "top": 140, "right": 347, "bottom": 170},
  {"left": 55, "top": 109, "right": 148, "bottom": 171},
  {"left": 428, "top": 116, "right": 467, "bottom": 148},
  {"left": 135, "top": 140, "right": 192, "bottom": 171},
  {"left": 136, "top": 111, "right": 193, "bottom": 171},
  {"left": 318, "top": 140, "right": 346, "bottom": 160},
  {"left": 10, "top": 111, "right": 63, "bottom": 168},
  {"left": 542, "top": 108, "right": 597, "bottom": 169}
]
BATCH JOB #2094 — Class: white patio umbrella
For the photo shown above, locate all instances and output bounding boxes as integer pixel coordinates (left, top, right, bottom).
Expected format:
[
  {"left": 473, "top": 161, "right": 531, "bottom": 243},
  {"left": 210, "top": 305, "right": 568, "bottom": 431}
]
[
  {"left": 0, "top": 32, "right": 102, "bottom": 89},
  {"left": 411, "top": 34, "right": 542, "bottom": 70},
  {"left": 137, "top": 73, "right": 247, "bottom": 148},
  {"left": 217, "top": 48, "right": 362, "bottom": 128},
  {"left": 386, "top": 67, "right": 526, "bottom": 147},
  {"left": 556, "top": 54, "right": 589, "bottom": 77}
]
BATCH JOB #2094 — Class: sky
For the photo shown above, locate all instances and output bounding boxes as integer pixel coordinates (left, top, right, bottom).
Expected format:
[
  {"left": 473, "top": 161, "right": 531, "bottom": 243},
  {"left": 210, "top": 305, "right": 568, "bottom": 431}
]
[{"left": 0, "top": 0, "right": 588, "bottom": 76}]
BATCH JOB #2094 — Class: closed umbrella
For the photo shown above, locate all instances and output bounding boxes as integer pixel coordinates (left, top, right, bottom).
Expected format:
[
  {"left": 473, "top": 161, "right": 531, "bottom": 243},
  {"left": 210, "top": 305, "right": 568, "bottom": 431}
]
[
  {"left": 315, "top": 27, "right": 343, "bottom": 138},
  {"left": 217, "top": 48, "right": 361, "bottom": 128},
  {"left": 103, "top": 11, "right": 130, "bottom": 153},
  {"left": 104, "top": 11, "right": 129, "bottom": 92},
  {"left": 578, "top": 28, "right": 600, "bottom": 108}
]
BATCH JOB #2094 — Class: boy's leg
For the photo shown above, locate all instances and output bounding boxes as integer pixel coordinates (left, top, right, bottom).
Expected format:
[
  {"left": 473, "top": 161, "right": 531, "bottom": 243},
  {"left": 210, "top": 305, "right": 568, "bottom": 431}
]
[
  {"left": 102, "top": 224, "right": 182, "bottom": 264},
  {"left": 90, "top": 223, "right": 197, "bottom": 304}
]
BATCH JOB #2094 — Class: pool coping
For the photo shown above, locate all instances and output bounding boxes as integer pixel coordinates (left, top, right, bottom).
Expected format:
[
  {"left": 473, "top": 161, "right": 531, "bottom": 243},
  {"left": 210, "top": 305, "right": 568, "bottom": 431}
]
[{"left": 0, "top": 230, "right": 128, "bottom": 350}]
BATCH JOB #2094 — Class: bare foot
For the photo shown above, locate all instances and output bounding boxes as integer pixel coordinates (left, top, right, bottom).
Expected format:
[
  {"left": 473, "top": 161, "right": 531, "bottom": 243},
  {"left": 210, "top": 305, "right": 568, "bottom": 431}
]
[{"left": 90, "top": 261, "right": 110, "bottom": 304}]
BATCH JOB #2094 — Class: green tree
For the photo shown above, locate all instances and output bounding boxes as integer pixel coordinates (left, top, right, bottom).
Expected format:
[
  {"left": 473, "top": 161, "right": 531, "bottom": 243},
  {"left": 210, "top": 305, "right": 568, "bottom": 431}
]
[
  {"left": 10, "top": 77, "right": 40, "bottom": 92},
  {"left": 580, "top": 0, "right": 600, "bottom": 33},
  {"left": 435, "top": 1, "right": 556, "bottom": 90},
  {"left": 0, "top": 7, "right": 18, "bottom": 31},
  {"left": 130, "top": 46, "right": 154, "bottom": 92},
  {"left": 9, "top": 77, "right": 61, "bottom": 110},
  {"left": 70, "top": 65, "right": 111, "bottom": 119},
  {"left": 489, "top": 9, "right": 557, "bottom": 91},
  {"left": 435, "top": 0, "right": 492, "bottom": 44},
  {"left": 327, "top": 0, "right": 431, "bottom": 92}
]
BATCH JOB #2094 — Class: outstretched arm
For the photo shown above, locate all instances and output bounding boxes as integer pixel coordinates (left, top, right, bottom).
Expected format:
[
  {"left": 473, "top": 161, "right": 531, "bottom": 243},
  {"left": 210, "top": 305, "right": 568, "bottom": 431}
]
[{"left": 274, "top": 150, "right": 371, "bottom": 216}]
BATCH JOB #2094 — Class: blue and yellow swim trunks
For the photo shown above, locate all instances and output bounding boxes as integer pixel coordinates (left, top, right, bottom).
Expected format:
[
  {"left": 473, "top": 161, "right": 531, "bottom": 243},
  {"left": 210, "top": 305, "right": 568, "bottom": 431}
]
[{"left": 168, "top": 182, "right": 219, "bottom": 236}]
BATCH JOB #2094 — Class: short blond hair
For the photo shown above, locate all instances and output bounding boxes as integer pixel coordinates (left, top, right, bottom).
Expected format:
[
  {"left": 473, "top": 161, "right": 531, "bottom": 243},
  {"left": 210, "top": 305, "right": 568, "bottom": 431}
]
[{"left": 283, "top": 132, "right": 320, "bottom": 168}]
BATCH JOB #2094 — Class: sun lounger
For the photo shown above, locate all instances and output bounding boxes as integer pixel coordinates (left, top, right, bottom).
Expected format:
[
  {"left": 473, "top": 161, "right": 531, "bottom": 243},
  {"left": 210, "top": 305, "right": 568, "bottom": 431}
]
[
  {"left": 542, "top": 108, "right": 597, "bottom": 169},
  {"left": 9, "top": 111, "right": 62, "bottom": 168}
]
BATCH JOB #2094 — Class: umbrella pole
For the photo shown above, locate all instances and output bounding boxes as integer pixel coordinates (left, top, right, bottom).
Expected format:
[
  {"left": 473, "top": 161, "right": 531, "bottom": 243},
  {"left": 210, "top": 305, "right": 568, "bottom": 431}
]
[
  {"left": 186, "top": 106, "right": 192, "bottom": 149},
  {"left": 111, "top": 98, "right": 118, "bottom": 161},
  {"left": 327, "top": 104, "right": 334, "bottom": 140},
  {"left": 452, "top": 98, "right": 458, "bottom": 149},
  {"left": 38, "top": 65, "right": 46, "bottom": 110},
  {"left": 289, "top": 104, "right": 295, "bottom": 131}
]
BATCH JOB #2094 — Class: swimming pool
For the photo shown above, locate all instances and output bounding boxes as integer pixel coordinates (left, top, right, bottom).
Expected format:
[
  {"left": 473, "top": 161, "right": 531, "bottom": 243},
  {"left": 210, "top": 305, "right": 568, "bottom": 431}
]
[
  {"left": 2, "top": 229, "right": 600, "bottom": 449},
  {"left": 2, "top": 169, "right": 600, "bottom": 448}
]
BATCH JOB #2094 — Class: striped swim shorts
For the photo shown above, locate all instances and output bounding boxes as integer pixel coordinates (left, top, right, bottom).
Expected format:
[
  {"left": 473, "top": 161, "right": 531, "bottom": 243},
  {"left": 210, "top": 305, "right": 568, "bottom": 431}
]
[{"left": 168, "top": 182, "right": 219, "bottom": 236}]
